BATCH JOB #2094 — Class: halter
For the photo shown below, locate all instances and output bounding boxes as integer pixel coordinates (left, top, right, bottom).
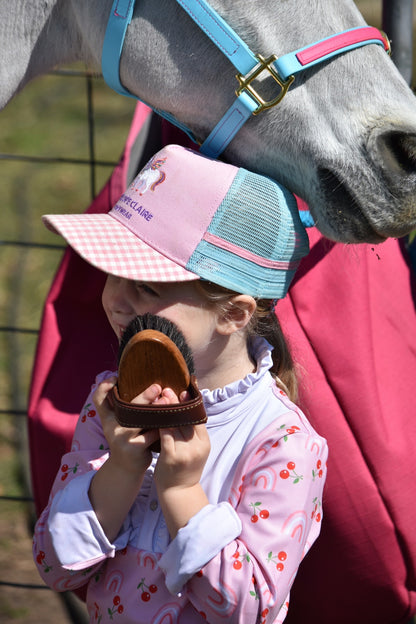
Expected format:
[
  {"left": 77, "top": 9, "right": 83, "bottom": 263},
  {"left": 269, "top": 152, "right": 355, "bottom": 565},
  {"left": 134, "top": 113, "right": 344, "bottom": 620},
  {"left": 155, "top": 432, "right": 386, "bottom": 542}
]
[
  {"left": 102, "top": 0, "right": 390, "bottom": 225},
  {"left": 102, "top": 0, "right": 390, "bottom": 156}
]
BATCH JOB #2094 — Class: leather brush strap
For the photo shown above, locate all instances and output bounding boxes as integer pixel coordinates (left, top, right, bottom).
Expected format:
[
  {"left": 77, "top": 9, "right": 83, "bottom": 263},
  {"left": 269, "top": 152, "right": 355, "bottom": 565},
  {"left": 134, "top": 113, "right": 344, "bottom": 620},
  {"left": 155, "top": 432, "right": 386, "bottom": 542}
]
[{"left": 111, "top": 375, "right": 207, "bottom": 429}]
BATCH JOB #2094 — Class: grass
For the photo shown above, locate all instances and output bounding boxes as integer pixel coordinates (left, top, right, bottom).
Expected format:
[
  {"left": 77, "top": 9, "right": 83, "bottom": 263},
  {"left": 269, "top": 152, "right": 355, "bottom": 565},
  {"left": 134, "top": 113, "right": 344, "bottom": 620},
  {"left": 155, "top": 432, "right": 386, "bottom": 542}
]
[{"left": 0, "top": 68, "right": 135, "bottom": 404}]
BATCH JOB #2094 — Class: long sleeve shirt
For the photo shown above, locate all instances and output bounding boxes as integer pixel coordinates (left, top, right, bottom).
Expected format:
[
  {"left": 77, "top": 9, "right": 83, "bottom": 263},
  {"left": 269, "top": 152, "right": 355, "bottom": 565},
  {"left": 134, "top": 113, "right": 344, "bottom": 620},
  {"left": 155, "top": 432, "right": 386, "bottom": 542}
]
[{"left": 33, "top": 337, "right": 328, "bottom": 623}]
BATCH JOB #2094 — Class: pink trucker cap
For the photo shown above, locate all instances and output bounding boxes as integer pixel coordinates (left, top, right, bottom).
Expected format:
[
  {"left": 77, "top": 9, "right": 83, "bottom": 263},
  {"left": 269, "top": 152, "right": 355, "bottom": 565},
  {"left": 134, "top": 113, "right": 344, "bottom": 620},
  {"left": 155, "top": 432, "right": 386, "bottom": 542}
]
[{"left": 43, "top": 145, "right": 309, "bottom": 299}]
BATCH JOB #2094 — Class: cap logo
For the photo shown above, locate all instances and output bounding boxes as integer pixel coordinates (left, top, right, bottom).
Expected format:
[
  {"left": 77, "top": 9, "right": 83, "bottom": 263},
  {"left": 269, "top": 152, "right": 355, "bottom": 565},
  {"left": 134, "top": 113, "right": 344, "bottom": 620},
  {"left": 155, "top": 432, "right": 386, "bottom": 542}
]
[
  {"left": 112, "top": 155, "right": 168, "bottom": 223},
  {"left": 133, "top": 155, "right": 167, "bottom": 195}
]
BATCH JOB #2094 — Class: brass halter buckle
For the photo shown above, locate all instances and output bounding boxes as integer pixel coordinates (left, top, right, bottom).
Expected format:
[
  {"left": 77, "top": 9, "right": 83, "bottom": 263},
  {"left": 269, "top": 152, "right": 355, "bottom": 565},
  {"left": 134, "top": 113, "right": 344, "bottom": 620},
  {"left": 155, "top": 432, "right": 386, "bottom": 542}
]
[
  {"left": 235, "top": 54, "right": 295, "bottom": 115},
  {"left": 380, "top": 30, "right": 392, "bottom": 56}
]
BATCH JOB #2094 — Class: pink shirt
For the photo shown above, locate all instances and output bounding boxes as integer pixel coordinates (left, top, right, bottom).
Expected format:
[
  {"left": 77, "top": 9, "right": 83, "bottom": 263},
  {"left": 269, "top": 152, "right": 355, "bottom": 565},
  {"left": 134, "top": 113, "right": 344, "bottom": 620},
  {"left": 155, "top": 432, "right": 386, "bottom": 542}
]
[{"left": 33, "top": 338, "right": 328, "bottom": 623}]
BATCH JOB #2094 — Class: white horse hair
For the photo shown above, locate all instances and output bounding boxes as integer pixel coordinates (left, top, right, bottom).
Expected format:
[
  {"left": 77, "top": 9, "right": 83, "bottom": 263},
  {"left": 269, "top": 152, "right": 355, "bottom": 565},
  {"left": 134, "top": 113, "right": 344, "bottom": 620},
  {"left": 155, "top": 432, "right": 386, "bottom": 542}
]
[{"left": 1, "top": 0, "right": 416, "bottom": 243}]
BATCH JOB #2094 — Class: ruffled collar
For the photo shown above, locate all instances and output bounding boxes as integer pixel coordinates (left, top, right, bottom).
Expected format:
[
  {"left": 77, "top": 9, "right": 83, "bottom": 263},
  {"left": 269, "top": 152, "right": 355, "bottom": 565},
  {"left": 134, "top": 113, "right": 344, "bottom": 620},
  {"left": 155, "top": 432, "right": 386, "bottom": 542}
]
[{"left": 201, "top": 336, "right": 273, "bottom": 415}]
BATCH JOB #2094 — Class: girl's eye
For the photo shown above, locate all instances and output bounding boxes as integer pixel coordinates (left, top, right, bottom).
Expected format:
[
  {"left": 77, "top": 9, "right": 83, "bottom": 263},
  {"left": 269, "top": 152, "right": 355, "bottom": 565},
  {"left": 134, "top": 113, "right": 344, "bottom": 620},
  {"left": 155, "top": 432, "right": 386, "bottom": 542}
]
[{"left": 134, "top": 282, "right": 158, "bottom": 296}]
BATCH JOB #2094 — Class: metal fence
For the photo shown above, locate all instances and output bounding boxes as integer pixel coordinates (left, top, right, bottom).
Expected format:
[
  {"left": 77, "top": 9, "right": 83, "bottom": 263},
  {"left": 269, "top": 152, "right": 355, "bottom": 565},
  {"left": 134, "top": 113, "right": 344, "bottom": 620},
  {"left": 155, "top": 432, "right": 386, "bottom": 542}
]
[{"left": 0, "top": 68, "right": 134, "bottom": 623}]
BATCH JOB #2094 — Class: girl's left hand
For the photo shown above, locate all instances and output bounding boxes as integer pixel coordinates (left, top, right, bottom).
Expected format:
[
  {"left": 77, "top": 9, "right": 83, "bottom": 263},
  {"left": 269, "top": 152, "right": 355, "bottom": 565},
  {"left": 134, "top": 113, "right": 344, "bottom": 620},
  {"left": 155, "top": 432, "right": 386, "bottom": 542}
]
[
  {"left": 153, "top": 393, "right": 211, "bottom": 538},
  {"left": 154, "top": 423, "right": 211, "bottom": 491}
]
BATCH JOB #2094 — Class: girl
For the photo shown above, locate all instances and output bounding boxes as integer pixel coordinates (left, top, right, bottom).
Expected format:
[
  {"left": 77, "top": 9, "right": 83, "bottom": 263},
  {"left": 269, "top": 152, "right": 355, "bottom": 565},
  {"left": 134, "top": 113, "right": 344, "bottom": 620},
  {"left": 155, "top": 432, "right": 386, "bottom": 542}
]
[{"left": 33, "top": 145, "right": 327, "bottom": 623}]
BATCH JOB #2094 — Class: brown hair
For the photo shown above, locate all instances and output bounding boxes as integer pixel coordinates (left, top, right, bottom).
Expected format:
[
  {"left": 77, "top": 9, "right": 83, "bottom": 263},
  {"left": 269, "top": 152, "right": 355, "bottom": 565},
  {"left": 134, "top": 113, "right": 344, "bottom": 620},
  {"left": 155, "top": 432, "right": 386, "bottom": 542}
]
[{"left": 195, "top": 281, "right": 298, "bottom": 402}]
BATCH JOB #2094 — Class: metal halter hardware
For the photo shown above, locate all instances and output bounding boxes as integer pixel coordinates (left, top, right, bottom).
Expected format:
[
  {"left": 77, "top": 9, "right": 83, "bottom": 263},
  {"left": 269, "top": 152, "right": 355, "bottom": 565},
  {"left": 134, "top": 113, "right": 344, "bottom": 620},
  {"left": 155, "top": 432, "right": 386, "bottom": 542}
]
[{"left": 102, "top": 0, "right": 390, "bottom": 159}]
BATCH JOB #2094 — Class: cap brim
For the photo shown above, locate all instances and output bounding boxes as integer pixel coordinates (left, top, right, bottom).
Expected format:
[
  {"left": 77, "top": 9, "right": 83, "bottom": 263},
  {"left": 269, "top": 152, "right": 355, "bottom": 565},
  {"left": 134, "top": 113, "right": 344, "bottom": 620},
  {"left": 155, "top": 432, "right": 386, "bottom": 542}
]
[{"left": 42, "top": 213, "right": 199, "bottom": 282}]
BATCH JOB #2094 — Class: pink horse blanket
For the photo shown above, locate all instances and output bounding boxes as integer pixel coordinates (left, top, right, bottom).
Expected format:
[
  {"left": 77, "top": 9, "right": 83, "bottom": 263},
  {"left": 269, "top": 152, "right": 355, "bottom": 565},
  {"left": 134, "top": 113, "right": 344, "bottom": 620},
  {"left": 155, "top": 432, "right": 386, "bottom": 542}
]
[{"left": 28, "top": 103, "right": 416, "bottom": 624}]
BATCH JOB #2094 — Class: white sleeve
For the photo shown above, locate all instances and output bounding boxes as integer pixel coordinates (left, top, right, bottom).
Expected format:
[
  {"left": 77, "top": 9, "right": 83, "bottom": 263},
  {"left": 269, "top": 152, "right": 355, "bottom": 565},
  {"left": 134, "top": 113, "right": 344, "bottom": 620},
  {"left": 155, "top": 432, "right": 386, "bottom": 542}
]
[
  {"left": 158, "top": 502, "right": 242, "bottom": 594},
  {"left": 48, "top": 471, "right": 128, "bottom": 570}
]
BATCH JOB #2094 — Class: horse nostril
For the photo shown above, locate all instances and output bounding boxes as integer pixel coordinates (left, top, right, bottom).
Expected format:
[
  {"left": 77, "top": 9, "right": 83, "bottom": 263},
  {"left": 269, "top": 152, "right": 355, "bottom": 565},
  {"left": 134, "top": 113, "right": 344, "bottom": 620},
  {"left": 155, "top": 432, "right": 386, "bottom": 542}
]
[{"left": 376, "top": 130, "right": 416, "bottom": 176}]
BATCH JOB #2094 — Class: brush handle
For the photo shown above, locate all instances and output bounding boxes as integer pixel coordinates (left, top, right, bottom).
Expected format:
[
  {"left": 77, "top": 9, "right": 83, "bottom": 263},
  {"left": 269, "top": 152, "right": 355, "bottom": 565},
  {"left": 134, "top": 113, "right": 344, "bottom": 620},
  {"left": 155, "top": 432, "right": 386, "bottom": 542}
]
[{"left": 111, "top": 375, "right": 207, "bottom": 429}]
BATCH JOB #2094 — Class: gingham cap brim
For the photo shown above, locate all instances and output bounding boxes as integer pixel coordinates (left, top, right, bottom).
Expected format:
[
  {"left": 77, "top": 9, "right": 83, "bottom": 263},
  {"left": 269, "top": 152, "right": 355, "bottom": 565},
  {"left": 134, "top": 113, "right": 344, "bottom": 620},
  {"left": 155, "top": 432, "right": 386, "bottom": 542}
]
[{"left": 42, "top": 213, "right": 199, "bottom": 282}]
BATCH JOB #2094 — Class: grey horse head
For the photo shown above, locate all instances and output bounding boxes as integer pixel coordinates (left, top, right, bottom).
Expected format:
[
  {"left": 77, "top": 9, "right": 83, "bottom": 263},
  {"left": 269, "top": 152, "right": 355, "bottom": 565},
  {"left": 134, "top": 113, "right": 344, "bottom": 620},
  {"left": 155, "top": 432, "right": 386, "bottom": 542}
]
[{"left": 1, "top": 0, "right": 416, "bottom": 243}]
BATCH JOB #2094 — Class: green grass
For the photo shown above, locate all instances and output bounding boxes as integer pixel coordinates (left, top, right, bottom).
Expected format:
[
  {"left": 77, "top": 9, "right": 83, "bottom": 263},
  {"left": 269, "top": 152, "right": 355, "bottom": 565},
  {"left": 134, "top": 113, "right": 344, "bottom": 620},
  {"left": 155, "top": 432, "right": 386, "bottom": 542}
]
[{"left": 0, "top": 68, "right": 135, "bottom": 411}]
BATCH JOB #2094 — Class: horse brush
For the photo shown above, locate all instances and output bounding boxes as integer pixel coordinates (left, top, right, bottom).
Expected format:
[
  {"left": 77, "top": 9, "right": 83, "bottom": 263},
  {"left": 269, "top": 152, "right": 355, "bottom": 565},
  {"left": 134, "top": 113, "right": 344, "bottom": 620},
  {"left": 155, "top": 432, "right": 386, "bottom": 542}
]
[
  {"left": 116, "top": 313, "right": 195, "bottom": 401},
  {"left": 111, "top": 313, "right": 206, "bottom": 449}
]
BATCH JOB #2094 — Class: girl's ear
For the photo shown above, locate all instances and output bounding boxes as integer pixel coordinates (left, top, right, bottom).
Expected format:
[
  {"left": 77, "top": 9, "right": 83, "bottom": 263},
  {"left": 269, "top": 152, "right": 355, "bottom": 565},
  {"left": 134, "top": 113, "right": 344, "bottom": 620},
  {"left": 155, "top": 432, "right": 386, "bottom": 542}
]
[{"left": 216, "top": 295, "right": 256, "bottom": 335}]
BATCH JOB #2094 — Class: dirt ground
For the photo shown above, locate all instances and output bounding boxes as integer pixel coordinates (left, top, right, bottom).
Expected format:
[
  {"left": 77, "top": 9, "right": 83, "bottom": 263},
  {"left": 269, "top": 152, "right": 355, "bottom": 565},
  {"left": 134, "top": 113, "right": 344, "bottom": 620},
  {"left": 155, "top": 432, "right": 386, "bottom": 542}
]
[
  {"left": 0, "top": 433, "right": 88, "bottom": 624},
  {"left": 0, "top": 506, "right": 70, "bottom": 622},
  {"left": 0, "top": 505, "right": 89, "bottom": 623}
]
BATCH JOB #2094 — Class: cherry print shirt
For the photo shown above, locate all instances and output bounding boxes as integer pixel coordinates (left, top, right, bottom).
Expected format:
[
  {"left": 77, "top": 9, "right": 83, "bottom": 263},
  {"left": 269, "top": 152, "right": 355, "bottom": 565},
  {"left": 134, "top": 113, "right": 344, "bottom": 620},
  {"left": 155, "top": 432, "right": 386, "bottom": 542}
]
[{"left": 33, "top": 337, "right": 328, "bottom": 624}]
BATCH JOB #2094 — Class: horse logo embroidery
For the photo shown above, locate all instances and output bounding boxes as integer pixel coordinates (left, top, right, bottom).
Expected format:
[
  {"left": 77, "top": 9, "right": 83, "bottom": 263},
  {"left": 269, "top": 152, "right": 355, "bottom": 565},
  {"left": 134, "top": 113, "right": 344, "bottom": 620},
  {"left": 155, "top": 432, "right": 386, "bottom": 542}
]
[{"left": 133, "top": 156, "right": 167, "bottom": 195}]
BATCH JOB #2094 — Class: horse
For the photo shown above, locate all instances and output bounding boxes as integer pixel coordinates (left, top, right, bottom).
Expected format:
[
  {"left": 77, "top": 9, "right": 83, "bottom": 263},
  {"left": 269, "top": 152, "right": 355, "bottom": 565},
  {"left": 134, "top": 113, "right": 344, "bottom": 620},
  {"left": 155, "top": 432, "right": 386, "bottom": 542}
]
[
  {"left": 1, "top": 0, "right": 416, "bottom": 243},
  {"left": 3, "top": 1, "right": 415, "bottom": 623}
]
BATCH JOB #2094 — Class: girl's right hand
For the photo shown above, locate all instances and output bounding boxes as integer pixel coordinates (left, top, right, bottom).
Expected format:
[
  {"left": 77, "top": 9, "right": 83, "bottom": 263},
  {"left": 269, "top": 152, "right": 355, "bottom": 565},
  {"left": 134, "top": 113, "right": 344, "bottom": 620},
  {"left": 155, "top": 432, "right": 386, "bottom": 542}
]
[
  {"left": 93, "top": 377, "right": 160, "bottom": 478},
  {"left": 90, "top": 377, "right": 162, "bottom": 542}
]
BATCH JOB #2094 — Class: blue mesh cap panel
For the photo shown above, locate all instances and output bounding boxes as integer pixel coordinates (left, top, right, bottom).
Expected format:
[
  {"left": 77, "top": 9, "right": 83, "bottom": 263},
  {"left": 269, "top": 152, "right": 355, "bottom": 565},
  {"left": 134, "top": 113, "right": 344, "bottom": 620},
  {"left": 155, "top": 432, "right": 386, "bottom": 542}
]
[
  {"left": 210, "top": 170, "right": 308, "bottom": 261},
  {"left": 186, "top": 169, "right": 309, "bottom": 298},
  {"left": 187, "top": 240, "right": 296, "bottom": 297}
]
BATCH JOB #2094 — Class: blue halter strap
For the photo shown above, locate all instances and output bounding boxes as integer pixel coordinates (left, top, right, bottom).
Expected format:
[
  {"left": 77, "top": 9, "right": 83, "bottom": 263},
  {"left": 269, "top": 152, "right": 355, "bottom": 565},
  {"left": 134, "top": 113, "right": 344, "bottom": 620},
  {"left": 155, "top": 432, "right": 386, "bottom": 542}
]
[
  {"left": 102, "top": 0, "right": 389, "bottom": 156},
  {"left": 101, "top": 0, "right": 390, "bottom": 225}
]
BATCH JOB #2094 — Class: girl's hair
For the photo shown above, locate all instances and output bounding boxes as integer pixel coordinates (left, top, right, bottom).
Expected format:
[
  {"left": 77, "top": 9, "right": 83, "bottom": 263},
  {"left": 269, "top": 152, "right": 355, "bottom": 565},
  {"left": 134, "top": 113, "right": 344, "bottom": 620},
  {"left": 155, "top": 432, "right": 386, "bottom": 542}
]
[{"left": 195, "top": 281, "right": 298, "bottom": 402}]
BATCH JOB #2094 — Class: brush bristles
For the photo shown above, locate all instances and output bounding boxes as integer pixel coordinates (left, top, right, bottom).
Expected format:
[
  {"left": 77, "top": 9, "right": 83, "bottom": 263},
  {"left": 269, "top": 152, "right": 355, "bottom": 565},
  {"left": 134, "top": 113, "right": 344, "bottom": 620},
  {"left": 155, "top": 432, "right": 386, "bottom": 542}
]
[{"left": 118, "top": 313, "right": 195, "bottom": 375}]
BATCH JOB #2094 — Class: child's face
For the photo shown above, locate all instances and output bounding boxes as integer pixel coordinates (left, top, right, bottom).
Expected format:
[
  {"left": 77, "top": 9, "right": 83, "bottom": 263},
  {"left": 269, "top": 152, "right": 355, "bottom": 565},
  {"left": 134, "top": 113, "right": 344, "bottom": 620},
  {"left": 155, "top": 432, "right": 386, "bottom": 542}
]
[{"left": 102, "top": 275, "right": 221, "bottom": 371}]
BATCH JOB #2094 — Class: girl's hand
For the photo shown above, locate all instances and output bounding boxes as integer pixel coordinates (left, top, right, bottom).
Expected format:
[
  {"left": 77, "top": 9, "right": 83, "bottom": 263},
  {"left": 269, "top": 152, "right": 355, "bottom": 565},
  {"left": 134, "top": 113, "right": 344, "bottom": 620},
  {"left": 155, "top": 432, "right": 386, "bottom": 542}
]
[
  {"left": 154, "top": 420, "right": 211, "bottom": 538},
  {"left": 155, "top": 423, "right": 211, "bottom": 491},
  {"left": 93, "top": 377, "right": 160, "bottom": 478},
  {"left": 90, "top": 376, "right": 163, "bottom": 542}
]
